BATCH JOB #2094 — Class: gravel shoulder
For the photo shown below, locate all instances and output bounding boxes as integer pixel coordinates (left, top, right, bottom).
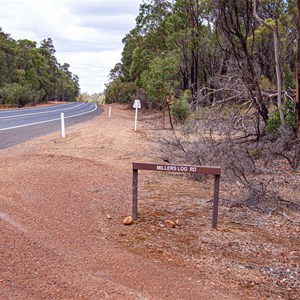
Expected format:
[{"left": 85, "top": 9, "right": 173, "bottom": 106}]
[{"left": 0, "top": 104, "right": 299, "bottom": 299}]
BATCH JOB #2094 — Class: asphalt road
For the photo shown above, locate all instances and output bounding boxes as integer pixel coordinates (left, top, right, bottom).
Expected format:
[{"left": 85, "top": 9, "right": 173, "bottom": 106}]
[{"left": 0, "top": 102, "right": 103, "bottom": 149}]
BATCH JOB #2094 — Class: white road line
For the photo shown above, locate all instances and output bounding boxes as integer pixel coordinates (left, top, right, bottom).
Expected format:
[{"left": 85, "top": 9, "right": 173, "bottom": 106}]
[
  {"left": 0, "top": 102, "right": 85, "bottom": 120},
  {"left": 0, "top": 103, "right": 97, "bottom": 131},
  {"left": 0, "top": 102, "right": 77, "bottom": 114}
]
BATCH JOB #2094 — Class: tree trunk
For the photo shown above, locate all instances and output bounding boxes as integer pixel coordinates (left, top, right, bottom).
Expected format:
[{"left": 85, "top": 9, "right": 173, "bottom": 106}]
[
  {"left": 253, "top": 0, "right": 284, "bottom": 124},
  {"left": 164, "top": 97, "right": 174, "bottom": 130},
  {"left": 274, "top": 28, "right": 284, "bottom": 124},
  {"left": 216, "top": 0, "right": 269, "bottom": 126}
]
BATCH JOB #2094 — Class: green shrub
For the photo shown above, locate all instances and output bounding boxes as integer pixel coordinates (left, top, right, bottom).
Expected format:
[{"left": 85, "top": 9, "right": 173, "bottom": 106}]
[
  {"left": 260, "top": 75, "right": 275, "bottom": 91},
  {"left": 265, "top": 99, "right": 297, "bottom": 135},
  {"left": 171, "top": 90, "right": 191, "bottom": 123},
  {"left": 0, "top": 83, "right": 34, "bottom": 107},
  {"left": 105, "top": 78, "right": 136, "bottom": 104}
]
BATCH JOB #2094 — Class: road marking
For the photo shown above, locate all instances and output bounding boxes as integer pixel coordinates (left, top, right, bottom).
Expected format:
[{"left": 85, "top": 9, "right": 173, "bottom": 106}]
[
  {"left": 0, "top": 102, "right": 85, "bottom": 120},
  {"left": 0, "top": 103, "right": 97, "bottom": 131},
  {"left": 0, "top": 102, "right": 75, "bottom": 113}
]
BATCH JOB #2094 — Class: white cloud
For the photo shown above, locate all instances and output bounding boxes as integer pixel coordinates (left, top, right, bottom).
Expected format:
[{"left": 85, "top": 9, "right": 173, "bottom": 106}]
[{"left": 0, "top": 0, "right": 142, "bottom": 94}]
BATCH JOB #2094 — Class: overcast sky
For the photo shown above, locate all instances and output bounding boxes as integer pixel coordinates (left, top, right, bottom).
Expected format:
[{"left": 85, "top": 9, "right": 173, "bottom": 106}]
[{"left": 0, "top": 0, "right": 142, "bottom": 94}]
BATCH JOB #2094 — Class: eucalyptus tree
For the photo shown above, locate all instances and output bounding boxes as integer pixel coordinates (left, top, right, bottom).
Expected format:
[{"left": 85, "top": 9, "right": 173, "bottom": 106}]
[
  {"left": 0, "top": 29, "right": 79, "bottom": 106},
  {"left": 253, "top": 0, "right": 296, "bottom": 125},
  {"left": 121, "top": 29, "right": 143, "bottom": 83},
  {"left": 0, "top": 29, "right": 16, "bottom": 85},
  {"left": 130, "top": 0, "right": 173, "bottom": 82},
  {"left": 37, "top": 38, "right": 58, "bottom": 101},
  {"left": 37, "top": 38, "right": 79, "bottom": 102},
  {"left": 215, "top": 0, "right": 269, "bottom": 125},
  {"left": 105, "top": 0, "right": 173, "bottom": 103},
  {"left": 15, "top": 39, "right": 50, "bottom": 102},
  {"left": 165, "top": 0, "right": 220, "bottom": 102},
  {"left": 140, "top": 52, "right": 180, "bottom": 102},
  {"left": 119, "top": 0, "right": 173, "bottom": 84},
  {"left": 57, "top": 63, "right": 80, "bottom": 101},
  {"left": 106, "top": 0, "right": 221, "bottom": 107}
]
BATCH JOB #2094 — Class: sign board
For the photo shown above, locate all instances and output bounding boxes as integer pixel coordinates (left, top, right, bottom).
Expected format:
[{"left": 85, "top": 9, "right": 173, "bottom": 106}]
[
  {"left": 132, "top": 162, "right": 221, "bottom": 229},
  {"left": 133, "top": 162, "right": 221, "bottom": 175},
  {"left": 133, "top": 99, "right": 141, "bottom": 109}
]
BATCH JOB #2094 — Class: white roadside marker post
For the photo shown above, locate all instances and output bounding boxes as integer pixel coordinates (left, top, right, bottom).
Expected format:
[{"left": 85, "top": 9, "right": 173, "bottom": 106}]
[
  {"left": 134, "top": 107, "right": 138, "bottom": 131},
  {"left": 61, "top": 112, "right": 65, "bottom": 138},
  {"left": 133, "top": 99, "right": 141, "bottom": 131},
  {"left": 109, "top": 105, "right": 112, "bottom": 118}
]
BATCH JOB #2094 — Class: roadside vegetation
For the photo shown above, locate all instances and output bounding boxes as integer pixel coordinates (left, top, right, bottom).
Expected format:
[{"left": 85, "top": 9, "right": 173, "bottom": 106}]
[
  {"left": 105, "top": 0, "right": 300, "bottom": 209},
  {"left": 77, "top": 92, "right": 105, "bottom": 104},
  {"left": 104, "top": 3, "right": 300, "bottom": 296},
  {"left": 0, "top": 30, "right": 80, "bottom": 108}
]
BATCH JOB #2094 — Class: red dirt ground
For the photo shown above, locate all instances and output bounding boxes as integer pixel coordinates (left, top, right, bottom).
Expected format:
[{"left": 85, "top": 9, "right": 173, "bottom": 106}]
[{"left": 0, "top": 104, "right": 299, "bottom": 299}]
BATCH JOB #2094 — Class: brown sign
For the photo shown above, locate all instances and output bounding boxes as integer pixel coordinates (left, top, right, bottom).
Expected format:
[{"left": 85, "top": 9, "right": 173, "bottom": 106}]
[
  {"left": 132, "top": 162, "right": 221, "bottom": 229},
  {"left": 133, "top": 162, "right": 221, "bottom": 175}
]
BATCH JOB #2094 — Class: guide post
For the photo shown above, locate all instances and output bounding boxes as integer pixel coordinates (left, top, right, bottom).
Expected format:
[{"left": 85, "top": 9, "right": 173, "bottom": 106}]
[
  {"left": 61, "top": 112, "right": 65, "bottom": 138},
  {"left": 133, "top": 99, "right": 141, "bottom": 131},
  {"left": 108, "top": 105, "right": 112, "bottom": 118}
]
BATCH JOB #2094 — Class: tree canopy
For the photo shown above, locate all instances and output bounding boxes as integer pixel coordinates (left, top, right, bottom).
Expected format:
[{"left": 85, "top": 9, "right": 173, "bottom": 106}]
[
  {"left": 105, "top": 0, "right": 298, "bottom": 130},
  {"left": 0, "top": 29, "right": 80, "bottom": 107}
]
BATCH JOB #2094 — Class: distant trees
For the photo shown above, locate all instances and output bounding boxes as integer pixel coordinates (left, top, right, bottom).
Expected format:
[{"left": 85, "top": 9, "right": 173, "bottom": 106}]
[
  {"left": 77, "top": 92, "right": 105, "bottom": 104},
  {"left": 0, "top": 30, "right": 79, "bottom": 107}
]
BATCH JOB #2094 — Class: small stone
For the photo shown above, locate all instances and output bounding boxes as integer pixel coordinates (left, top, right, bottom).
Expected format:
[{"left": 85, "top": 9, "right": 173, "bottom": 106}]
[
  {"left": 164, "top": 220, "right": 176, "bottom": 228},
  {"left": 175, "top": 219, "right": 181, "bottom": 226},
  {"left": 106, "top": 214, "right": 112, "bottom": 219},
  {"left": 123, "top": 216, "right": 133, "bottom": 225}
]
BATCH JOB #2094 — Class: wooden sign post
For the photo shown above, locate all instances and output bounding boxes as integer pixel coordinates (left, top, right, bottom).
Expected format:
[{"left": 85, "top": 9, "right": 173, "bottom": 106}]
[{"left": 132, "top": 162, "right": 221, "bottom": 229}]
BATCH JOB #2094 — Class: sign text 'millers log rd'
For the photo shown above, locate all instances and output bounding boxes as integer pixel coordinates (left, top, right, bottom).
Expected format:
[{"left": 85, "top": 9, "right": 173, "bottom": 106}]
[{"left": 132, "top": 162, "right": 221, "bottom": 229}]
